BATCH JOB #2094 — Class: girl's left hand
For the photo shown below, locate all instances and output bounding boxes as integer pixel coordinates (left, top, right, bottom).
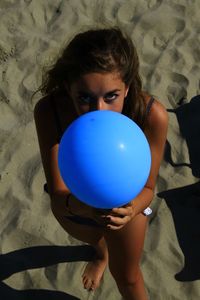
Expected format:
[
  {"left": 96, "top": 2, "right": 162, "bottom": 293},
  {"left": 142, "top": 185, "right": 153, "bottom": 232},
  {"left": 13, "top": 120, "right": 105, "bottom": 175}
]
[{"left": 102, "top": 202, "right": 135, "bottom": 230}]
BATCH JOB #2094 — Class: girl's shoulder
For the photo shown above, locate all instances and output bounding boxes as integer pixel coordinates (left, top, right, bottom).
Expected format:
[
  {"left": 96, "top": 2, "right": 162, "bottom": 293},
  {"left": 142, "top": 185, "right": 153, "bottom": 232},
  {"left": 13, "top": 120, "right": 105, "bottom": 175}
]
[
  {"left": 34, "top": 94, "right": 60, "bottom": 145},
  {"left": 34, "top": 93, "right": 59, "bottom": 121},
  {"left": 34, "top": 93, "right": 60, "bottom": 116},
  {"left": 142, "top": 92, "right": 168, "bottom": 134},
  {"left": 34, "top": 92, "right": 76, "bottom": 128},
  {"left": 34, "top": 92, "right": 77, "bottom": 145}
]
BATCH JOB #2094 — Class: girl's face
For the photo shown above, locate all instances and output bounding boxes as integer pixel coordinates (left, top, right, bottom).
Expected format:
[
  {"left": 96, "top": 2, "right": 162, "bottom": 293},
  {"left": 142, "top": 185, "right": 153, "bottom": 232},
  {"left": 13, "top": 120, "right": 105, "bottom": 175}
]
[{"left": 68, "top": 72, "right": 129, "bottom": 116}]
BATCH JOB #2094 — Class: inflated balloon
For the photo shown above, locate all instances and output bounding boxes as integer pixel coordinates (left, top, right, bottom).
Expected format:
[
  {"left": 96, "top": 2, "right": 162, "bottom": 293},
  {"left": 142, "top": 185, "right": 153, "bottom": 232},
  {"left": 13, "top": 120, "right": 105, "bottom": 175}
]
[{"left": 58, "top": 110, "right": 151, "bottom": 209}]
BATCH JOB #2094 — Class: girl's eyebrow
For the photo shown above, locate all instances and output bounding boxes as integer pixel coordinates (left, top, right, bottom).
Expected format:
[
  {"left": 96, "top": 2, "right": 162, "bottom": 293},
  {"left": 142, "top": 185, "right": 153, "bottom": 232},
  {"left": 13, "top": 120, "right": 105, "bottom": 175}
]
[
  {"left": 77, "top": 89, "right": 121, "bottom": 96},
  {"left": 105, "top": 89, "right": 121, "bottom": 94}
]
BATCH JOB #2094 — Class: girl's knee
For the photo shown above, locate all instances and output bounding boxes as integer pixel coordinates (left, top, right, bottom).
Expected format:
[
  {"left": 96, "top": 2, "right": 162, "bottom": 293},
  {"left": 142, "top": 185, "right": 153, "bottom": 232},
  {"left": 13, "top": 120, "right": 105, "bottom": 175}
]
[{"left": 109, "top": 263, "right": 141, "bottom": 287}]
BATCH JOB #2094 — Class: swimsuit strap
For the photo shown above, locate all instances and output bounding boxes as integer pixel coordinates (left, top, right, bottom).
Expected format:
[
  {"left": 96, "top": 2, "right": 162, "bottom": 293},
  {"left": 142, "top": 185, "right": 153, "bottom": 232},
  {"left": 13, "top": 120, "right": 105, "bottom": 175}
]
[
  {"left": 146, "top": 96, "right": 155, "bottom": 115},
  {"left": 49, "top": 93, "right": 63, "bottom": 143}
]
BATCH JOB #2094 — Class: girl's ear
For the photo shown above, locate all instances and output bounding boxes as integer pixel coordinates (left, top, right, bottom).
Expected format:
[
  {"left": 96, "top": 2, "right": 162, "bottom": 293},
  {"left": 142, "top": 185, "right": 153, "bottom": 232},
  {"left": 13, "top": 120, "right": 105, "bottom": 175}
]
[{"left": 125, "top": 86, "right": 129, "bottom": 98}]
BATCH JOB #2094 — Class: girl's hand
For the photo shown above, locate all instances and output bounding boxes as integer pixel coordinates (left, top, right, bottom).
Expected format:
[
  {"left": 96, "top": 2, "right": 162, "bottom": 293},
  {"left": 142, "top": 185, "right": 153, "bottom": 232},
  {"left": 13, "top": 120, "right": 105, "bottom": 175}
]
[
  {"left": 102, "top": 202, "right": 135, "bottom": 230},
  {"left": 68, "top": 195, "right": 135, "bottom": 229},
  {"left": 68, "top": 195, "right": 114, "bottom": 227}
]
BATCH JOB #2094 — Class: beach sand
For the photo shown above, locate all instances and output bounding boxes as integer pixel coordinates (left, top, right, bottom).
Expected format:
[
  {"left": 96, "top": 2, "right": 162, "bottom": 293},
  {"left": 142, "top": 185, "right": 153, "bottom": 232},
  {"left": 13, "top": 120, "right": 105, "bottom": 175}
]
[{"left": 0, "top": 1, "right": 200, "bottom": 299}]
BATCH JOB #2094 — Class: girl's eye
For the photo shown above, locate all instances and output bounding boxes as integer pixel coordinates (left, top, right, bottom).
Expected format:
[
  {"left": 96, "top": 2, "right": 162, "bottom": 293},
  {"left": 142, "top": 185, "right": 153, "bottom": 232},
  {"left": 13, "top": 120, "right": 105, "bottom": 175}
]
[
  {"left": 105, "top": 94, "right": 118, "bottom": 102},
  {"left": 77, "top": 93, "right": 119, "bottom": 105},
  {"left": 78, "top": 96, "right": 93, "bottom": 104}
]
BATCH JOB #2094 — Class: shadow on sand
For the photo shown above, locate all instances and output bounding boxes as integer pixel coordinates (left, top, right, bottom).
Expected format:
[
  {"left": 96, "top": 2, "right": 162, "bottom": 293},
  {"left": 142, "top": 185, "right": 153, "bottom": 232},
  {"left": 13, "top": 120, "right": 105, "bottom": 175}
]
[
  {"left": 158, "top": 95, "right": 200, "bottom": 281},
  {"left": 165, "top": 95, "right": 200, "bottom": 177},
  {"left": 0, "top": 245, "right": 95, "bottom": 299},
  {"left": 158, "top": 181, "right": 200, "bottom": 281}
]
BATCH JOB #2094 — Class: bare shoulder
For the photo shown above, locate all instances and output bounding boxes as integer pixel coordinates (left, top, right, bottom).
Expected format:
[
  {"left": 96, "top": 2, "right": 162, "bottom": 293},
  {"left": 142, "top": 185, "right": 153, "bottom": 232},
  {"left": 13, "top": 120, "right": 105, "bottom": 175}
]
[
  {"left": 34, "top": 95, "right": 59, "bottom": 145},
  {"left": 144, "top": 96, "right": 168, "bottom": 137},
  {"left": 34, "top": 96, "right": 48, "bottom": 113},
  {"left": 34, "top": 95, "right": 53, "bottom": 124},
  {"left": 149, "top": 99, "right": 168, "bottom": 126},
  {"left": 34, "top": 95, "right": 51, "bottom": 122}
]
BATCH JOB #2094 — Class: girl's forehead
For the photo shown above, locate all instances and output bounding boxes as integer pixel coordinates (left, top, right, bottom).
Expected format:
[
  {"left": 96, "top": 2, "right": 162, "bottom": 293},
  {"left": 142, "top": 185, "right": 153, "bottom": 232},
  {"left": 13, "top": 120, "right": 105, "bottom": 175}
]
[{"left": 72, "top": 72, "right": 124, "bottom": 90}]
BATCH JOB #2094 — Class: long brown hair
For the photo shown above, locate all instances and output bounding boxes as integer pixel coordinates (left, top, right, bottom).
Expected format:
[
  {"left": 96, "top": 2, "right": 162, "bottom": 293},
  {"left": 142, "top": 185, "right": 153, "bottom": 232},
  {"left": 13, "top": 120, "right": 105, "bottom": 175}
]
[{"left": 39, "top": 27, "right": 147, "bottom": 129}]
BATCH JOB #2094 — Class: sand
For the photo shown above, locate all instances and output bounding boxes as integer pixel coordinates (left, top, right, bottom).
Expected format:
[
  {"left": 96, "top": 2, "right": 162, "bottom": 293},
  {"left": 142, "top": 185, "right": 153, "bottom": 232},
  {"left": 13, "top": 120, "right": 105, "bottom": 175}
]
[{"left": 0, "top": 0, "right": 200, "bottom": 299}]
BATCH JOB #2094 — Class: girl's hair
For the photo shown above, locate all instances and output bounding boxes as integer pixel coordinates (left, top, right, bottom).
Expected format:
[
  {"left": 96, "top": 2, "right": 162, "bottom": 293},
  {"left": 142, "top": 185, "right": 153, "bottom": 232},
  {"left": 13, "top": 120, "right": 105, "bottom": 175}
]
[{"left": 39, "top": 27, "right": 147, "bottom": 129}]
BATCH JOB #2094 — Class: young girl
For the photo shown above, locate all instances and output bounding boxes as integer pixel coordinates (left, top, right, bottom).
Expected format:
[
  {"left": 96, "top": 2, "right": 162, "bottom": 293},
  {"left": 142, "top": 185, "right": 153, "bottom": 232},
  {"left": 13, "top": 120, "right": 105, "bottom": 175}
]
[{"left": 34, "top": 27, "right": 168, "bottom": 300}]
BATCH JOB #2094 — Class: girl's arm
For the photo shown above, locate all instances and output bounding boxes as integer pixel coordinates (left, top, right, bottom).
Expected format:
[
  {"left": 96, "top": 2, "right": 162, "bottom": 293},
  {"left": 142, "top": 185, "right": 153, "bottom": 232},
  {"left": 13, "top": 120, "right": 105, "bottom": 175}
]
[
  {"left": 130, "top": 99, "right": 168, "bottom": 214},
  {"left": 34, "top": 97, "right": 101, "bottom": 220},
  {"left": 106, "top": 99, "right": 168, "bottom": 229},
  {"left": 34, "top": 97, "right": 72, "bottom": 214}
]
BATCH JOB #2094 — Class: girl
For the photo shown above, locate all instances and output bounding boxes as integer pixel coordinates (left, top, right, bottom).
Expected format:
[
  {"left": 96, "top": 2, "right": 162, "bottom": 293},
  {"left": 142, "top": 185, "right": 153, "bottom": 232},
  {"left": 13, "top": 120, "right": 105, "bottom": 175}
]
[{"left": 34, "top": 27, "right": 168, "bottom": 300}]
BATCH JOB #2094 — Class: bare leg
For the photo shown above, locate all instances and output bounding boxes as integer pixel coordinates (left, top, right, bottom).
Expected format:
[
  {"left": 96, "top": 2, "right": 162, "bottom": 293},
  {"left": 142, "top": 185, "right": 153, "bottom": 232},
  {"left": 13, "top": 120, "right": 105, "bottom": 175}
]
[
  {"left": 103, "top": 213, "right": 148, "bottom": 300},
  {"left": 82, "top": 235, "right": 108, "bottom": 291},
  {"left": 118, "top": 268, "right": 147, "bottom": 300},
  {"left": 51, "top": 208, "right": 108, "bottom": 291}
]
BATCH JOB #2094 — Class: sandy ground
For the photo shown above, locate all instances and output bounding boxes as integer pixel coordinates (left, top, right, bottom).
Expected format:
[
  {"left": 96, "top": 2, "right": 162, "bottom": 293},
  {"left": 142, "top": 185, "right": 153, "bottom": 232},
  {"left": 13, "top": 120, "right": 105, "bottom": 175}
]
[{"left": 0, "top": 0, "right": 200, "bottom": 299}]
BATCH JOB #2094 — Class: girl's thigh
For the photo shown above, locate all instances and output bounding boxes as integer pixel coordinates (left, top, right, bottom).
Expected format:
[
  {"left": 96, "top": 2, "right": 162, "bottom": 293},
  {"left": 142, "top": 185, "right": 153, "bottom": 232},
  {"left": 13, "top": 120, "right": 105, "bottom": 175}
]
[
  {"left": 55, "top": 214, "right": 104, "bottom": 246},
  {"left": 103, "top": 213, "right": 148, "bottom": 282}
]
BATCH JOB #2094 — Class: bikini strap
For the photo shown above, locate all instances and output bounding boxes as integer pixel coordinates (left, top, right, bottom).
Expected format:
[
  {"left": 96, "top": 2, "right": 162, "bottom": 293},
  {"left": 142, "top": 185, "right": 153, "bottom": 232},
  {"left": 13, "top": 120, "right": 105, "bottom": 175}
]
[{"left": 146, "top": 96, "right": 155, "bottom": 115}]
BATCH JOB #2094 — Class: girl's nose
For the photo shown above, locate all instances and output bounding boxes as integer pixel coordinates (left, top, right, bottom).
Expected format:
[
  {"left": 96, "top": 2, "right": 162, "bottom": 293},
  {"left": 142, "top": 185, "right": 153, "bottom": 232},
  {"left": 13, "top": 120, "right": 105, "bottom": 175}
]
[{"left": 90, "top": 98, "right": 107, "bottom": 111}]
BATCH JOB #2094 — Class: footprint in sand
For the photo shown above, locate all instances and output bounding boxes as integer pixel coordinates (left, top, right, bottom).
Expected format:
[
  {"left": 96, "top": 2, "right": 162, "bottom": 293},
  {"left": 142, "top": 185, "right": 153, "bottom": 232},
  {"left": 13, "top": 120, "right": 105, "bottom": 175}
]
[
  {"left": 166, "top": 72, "right": 189, "bottom": 105},
  {"left": 140, "top": 3, "right": 185, "bottom": 36}
]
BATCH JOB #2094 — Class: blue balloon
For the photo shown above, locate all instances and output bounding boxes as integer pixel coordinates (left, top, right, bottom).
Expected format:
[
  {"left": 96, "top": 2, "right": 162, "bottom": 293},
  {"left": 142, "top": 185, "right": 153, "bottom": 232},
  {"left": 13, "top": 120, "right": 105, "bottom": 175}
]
[{"left": 58, "top": 110, "right": 151, "bottom": 209}]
